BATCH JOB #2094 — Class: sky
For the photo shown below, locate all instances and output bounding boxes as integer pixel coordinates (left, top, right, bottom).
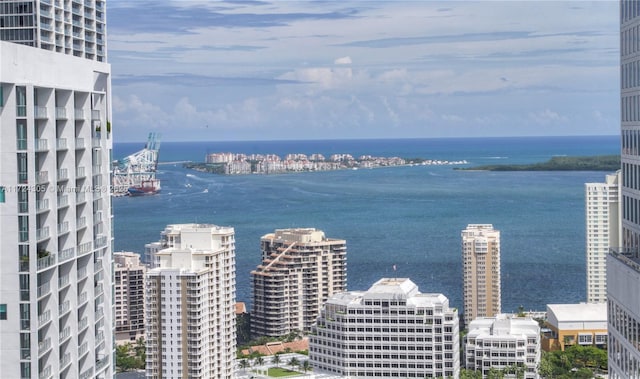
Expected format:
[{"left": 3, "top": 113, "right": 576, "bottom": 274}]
[{"left": 107, "top": 1, "right": 620, "bottom": 142}]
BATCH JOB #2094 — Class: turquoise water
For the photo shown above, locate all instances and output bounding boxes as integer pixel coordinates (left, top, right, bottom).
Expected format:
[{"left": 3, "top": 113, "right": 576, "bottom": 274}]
[{"left": 113, "top": 135, "right": 619, "bottom": 313}]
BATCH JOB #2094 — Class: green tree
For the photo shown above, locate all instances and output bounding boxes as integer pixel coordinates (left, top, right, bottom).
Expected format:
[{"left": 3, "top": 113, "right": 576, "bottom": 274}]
[
  {"left": 301, "top": 360, "right": 312, "bottom": 374},
  {"left": 271, "top": 354, "right": 281, "bottom": 368},
  {"left": 254, "top": 356, "right": 264, "bottom": 367},
  {"left": 288, "top": 357, "right": 300, "bottom": 371}
]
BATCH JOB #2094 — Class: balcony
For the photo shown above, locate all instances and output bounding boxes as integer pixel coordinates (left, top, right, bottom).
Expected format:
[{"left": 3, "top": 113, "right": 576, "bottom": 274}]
[
  {"left": 96, "top": 355, "right": 110, "bottom": 372},
  {"left": 94, "top": 283, "right": 103, "bottom": 297},
  {"left": 38, "top": 337, "right": 51, "bottom": 356},
  {"left": 36, "top": 226, "right": 50, "bottom": 241},
  {"left": 76, "top": 166, "right": 86, "bottom": 178},
  {"left": 92, "top": 138, "right": 101, "bottom": 148},
  {"left": 78, "top": 316, "right": 89, "bottom": 331},
  {"left": 57, "top": 168, "right": 68, "bottom": 181},
  {"left": 77, "top": 216, "right": 87, "bottom": 229},
  {"left": 78, "top": 341, "right": 89, "bottom": 357},
  {"left": 59, "top": 325, "right": 71, "bottom": 342},
  {"left": 58, "top": 273, "right": 70, "bottom": 288},
  {"left": 38, "top": 310, "right": 52, "bottom": 327},
  {"left": 59, "top": 352, "right": 71, "bottom": 369},
  {"left": 75, "top": 137, "right": 85, "bottom": 150},
  {"left": 57, "top": 194, "right": 69, "bottom": 208},
  {"left": 56, "top": 138, "right": 67, "bottom": 150},
  {"left": 55, "top": 107, "right": 67, "bottom": 120},
  {"left": 77, "top": 266, "right": 87, "bottom": 280},
  {"left": 59, "top": 300, "right": 71, "bottom": 315},
  {"left": 79, "top": 367, "right": 94, "bottom": 379},
  {"left": 76, "top": 192, "right": 86, "bottom": 204},
  {"left": 94, "top": 260, "right": 102, "bottom": 272},
  {"left": 57, "top": 221, "right": 69, "bottom": 234},
  {"left": 34, "top": 106, "right": 48, "bottom": 119},
  {"left": 36, "top": 199, "right": 50, "bottom": 213},
  {"left": 59, "top": 247, "right": 75, "bottom": 262},
  {"left": 36, "top": 171, "right": 49, "bottom": 184},
  {"left": 34, "top": 138, "right": 49, "bottom": 152},
  {"left": 78, "top": 291, "right": 88, "bottom": 305},
  {"left": 94, "top": 235, "right": 107, "bottom": 248},
  {"left": 37, "top": 282, "right": 51, "bottom": 299},
  {"left": 91, "top": 109, "right": 100, "bottom": 120},
  {"left": 38, "top": 365, "right": 51, "bottom": 379},
  {"left": 37, "top": 253, "right": 56, "bottom": 271},
  {"left": 78, "top": 241, "right": 92, "bottom": 255}
]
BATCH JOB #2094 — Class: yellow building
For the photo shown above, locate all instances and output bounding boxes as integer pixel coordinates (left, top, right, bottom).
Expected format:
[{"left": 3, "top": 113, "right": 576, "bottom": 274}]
[{"left": 541, "top": 303, "right": 607, "bottom": 351}]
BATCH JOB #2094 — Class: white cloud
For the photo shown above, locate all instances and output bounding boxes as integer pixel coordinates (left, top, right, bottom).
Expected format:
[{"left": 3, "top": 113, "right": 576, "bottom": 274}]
[{"left": 334, "top": 56, "right": 352, "bottom": 65}]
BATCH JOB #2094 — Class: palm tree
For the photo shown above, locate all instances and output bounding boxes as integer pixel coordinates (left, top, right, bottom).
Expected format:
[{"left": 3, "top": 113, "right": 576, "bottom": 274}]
[
  {"left": 271, "top": 354, "right": 281, "bottom": 368},
  {"left": 254, "top": 356, "right": 264, "bottom": 367},
  {"left": 239, "top": 359, "right": 249, "bottom": 370},
  {"left": 288, "top": 357, "right": 300, "bottom": 371}
]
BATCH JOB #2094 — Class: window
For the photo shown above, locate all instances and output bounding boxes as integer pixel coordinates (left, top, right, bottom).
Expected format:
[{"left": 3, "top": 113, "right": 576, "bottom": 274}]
[
  {"left": 18, "top": 215, "right": 28, "bottom": 242},
  {"left": 16, "top": 120, "right": 27, "bottom": 150},
  {"left": 0, "top": 304, "right": 6, "bottom": 320},
  {"left": 0, "top": 186, "right": 4, "bottom": 203},
  {"left": 16, "top": 86, "right": 26, "bottom": 117},
  {"left": 17, "top": 153, "right": 27, "bottom": 183}
]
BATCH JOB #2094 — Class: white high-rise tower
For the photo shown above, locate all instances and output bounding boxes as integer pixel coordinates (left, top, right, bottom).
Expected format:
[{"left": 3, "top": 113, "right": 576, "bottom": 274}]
[
  {"left": 0, "top": 1, "right": 113, "bottom": 378},
  {"left": 145, "top": 224, "right": 237, "bottom": 379},
  {"left": 585, "top": 171, "right": 621, "bottom": 303}
]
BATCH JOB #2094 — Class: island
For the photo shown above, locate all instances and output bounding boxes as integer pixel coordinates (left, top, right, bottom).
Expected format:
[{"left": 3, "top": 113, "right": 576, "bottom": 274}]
[
  {"left": 184, "top": 152, "right": 468, "bottom": 175},
  {"left": 454, "top": 155, "right": 620, "bottom": 171}
]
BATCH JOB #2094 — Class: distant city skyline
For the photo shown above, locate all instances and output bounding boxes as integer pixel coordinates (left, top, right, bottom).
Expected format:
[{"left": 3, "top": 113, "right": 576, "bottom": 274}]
[{"left": 108, "top": 1, "right": 618, "bottom": 142}]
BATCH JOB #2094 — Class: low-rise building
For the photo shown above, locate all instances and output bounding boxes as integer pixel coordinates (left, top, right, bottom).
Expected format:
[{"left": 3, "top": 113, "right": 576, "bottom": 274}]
[
  {"left": 309, "top": 278, "right": 460, "bottom": 379},
  {"left": 541, "top": 303, "right": 607, "bottom": 351},
  {"left": 464, "top": 314, "right": 540, "bottom": 379}
]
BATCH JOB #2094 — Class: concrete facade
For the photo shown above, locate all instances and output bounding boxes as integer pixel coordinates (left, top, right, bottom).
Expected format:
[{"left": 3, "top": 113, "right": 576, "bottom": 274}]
[
  {"left": 309, "top": 278, "right": 460, "bottom": 379},
  {"left": 465, "top": 314, "right": 540, "bottom": 379},
  {"left": 462, "top": 224, "right": 501, "bottom": 326},
  {"left": 0, "top": 22, "right": 114, "bottom": 379},
  {"left": 251, "top": 228, "right": 347, "bottom": 337},
  {"left": 585, "top": 171, "right": 621, "bottom": 303},
  {"left": 145, "top": 224, "right": 236, "bottom": 379}
]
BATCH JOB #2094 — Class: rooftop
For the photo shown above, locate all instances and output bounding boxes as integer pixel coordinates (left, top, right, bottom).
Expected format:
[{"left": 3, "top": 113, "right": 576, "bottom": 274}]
[{"left": 546, "top": 303, "right": 607, "bottom": 323}]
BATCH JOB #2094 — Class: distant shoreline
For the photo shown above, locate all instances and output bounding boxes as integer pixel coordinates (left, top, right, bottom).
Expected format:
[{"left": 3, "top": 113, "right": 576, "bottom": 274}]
[{"left": 454, "top": 155, "right": 620, "bottom": 172}]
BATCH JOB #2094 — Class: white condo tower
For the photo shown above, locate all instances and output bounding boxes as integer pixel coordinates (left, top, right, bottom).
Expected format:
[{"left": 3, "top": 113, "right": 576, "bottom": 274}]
[{"left": 0, "top": 1, "right": 113, "bottom": 378}]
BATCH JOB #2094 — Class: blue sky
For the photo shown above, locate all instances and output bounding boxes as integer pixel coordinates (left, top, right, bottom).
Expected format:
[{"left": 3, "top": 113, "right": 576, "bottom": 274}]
[{"left": 107, "top": 1, "right": 619, "bottom": 142}]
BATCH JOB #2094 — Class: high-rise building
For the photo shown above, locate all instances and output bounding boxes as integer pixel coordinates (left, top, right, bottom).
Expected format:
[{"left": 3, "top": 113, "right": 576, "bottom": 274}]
[
  {"left": 609, "top": 2, "right": 640, "bottom": 377},
  {"left": 462, "top": 224, "right": 501, "bottom": 326},
  {"left": 585, "top": 171, "right": 621, "bottom": 303},
  {"left": 145, "top": 224, "right": 236, "bottom": 379},
  {"left": 251, "top": 228, "right": 347, "bottom": 337},
  {"left": 0, "top": 1, "right": 113, "bottom": 377},
  {"left": 114, "top": 251, "right": 146, "bottom": 343},
  {"left": 309, "top": 277, "right": 460, "bottom": 379},
  {"left": 464, "top": 314, "right": 541, "bottom": 379},
  {"left": 0, "top": 0, "right": 107, "bottom": 61}
]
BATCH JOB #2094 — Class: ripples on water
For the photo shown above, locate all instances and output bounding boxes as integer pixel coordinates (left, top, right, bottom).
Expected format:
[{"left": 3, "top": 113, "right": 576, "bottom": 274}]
[{"left": 114, "top": 136, "right": 618, "bottom": 313}]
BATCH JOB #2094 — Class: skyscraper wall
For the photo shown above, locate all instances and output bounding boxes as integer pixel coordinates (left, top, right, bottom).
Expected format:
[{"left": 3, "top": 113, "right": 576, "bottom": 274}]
[{"left": 462, "top": 224, "right": 501, "bottom": 326}]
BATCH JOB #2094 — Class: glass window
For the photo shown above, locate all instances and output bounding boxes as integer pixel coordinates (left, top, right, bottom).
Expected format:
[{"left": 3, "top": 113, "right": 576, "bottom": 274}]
[
  {"left": 0, "top": 186, "right": 4, "bottom": 203},
  {"left": 18, "top": 215, "right": 28, "bottom": 242},
  {"left": 16, "top": 86, "right": 26, "bottom": 117},
  {"left": 16, "top": 120, "right": 27, "bottom": 150},
  {"left": 19, "top": 304, "right": 30, "bottom": 331},
  {"left": 0, "top": 304, "right": 6, "bottom": 320},
  {"left": 17, "top": 188, "right": 27, "bottom": 213},
  {"left": 0, "top": 85, "right": 3, "bottom": 107},
  {"left": 17, "top": 153, "right": 27, "bottom": 183}
]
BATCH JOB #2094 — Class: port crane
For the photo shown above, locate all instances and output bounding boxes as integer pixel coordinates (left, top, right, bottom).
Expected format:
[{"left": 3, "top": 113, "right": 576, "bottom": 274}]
[{"left": 112, "top": 132, "right": 161, "bottom": 196}]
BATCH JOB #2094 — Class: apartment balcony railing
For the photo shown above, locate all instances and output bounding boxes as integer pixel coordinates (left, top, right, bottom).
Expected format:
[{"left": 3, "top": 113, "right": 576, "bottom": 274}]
[
  {"left": 94, "top": 235, "right": 107, "bottom": 248},
  {"left": 37, "top": 253, "right": 56, "bottom": 271},
  {"left": 56, "top": 138, "right": 67, "bottom": 150},
  {"left": 38, "top": 337, "right": 51, "bottom": 356},
  {"left": 59, "top": 300, "right": 70, "bottom": 315},
  {"left": 96, "top": 355, "right": 110, "bottom": 372},
  {"left": 76, "top": 166, "right": 86, "bottom": 178},
  {"left": 78, "top": 316, "right": 88, "bottom": 331},
  {"left": 74, "top": 109, "right": 85, "bottom": 120},
  {"left": 59, "top": 325, "right": 71, "bottom": 342},
  {"left": 55, "top": 107, "right": 67, "bottom": 120},
  {"left": 79, "top": 367, "right": 94, "bottom": 379},
  {"left": 36, "top": 171, "right": 49, "bottom": 184},
  {"left": 77, "top": 216, "right": 87, "bottom": 229},
  {"left": 57, "top": 221, "right": 69, "bottom": 234},
  {"left": 92, "top": 138, "right": 101, "bottom": 148},
  {"left": 36, "top": 199, "right": 49, "bottom": 213},
  {"left": 34, "top": 138, "right": 48, "bottom": 151},
  {"left": 34, "top": 106, "right": 48, "bottom": 119},
  {"left": 37, "top": 282, "right": 50, "bottom": 299},
  {"left": 59, "top": 352, "right": 71, "bottom": 369},
  {"left": 58, "top": 273, "right": 70, "bottom": 288},
  {"left": 78, "top": 291, "right": 88, "bottom": 305},
  {"left": 94, "top": 283, "right": 103, "bottom": 297},
  {"left": 76, "top": 192, "right": 86, "bottom": 204},
  {"left": 36, "top": 226, "right": 50, "bottom": 241},
  {"left": 78, "top": 341, "right": 89, "bottom": 357},
  {"left": 59, "top": 247, "right": 74, "bottom": 262},
  {"left": 57, "top": 168, "right": 68, "bottom": 181},
  {"left": 94, "top": 260, "right": 102, "bottom": 272},
  {"left": 38, "top": 310, "right": 51, "bottom": 327},
  {"left": 77, "top": 267, "right": 87, "bottom": 280},
  {"left": 57, "top": 194, "right": 69, "bottom": 208},
  {"left": 78, "top": 241, "right": 92, "bottom": 255},
  {"left": 75, "top": 137, "right": 85, "bottom": 149},
  {"left": 38, "top": 364, "right": 51, "bottom": 379},
  {"left": 91, "top": 109, "right": 100, "bottom": 120}
]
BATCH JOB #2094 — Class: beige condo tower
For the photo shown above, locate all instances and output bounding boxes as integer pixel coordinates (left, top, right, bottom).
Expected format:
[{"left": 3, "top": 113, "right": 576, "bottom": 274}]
[{"left": 462, "top": 224, "right": 501, "bottom": 326}]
